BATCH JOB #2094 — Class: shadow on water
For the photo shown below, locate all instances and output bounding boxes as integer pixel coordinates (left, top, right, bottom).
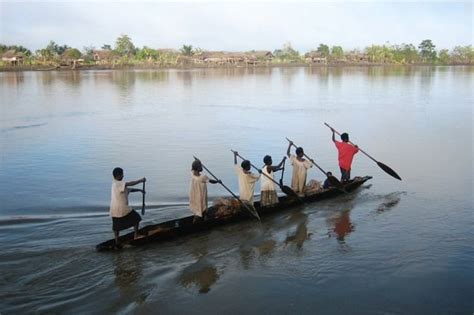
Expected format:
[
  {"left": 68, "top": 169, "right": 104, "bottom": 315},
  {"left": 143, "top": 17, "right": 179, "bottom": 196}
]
[{"left": 374, "top": 191, "right": 405, "bottom": 214}]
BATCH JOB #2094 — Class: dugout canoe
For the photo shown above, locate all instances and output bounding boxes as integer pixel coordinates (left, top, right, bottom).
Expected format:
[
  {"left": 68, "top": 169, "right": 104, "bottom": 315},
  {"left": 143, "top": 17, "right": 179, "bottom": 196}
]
[{"left": 96, "top": 176, "right": 372, "bottom": 252}]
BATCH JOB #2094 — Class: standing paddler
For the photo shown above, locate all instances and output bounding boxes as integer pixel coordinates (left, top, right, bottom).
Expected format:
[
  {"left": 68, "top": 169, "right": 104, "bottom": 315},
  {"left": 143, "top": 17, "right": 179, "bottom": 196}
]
[
  {"left": 286, "top": 141, "right": 313, "bottom": 197},
  {"left": 329, "top": 127, "right": 359, "bottom": 183},
  {"left": 189, "top": 159, "right": 221, "bottom": 223},
  {"left": 233, "top": 151, "right": 261, "bottom": 204},
  {"left": 109, "top": 167, "right": 146, "bottom": 249}
]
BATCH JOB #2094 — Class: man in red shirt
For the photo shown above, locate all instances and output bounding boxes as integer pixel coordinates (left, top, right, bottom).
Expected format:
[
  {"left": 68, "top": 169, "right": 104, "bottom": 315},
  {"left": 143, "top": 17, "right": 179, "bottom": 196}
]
[{"left": 331, "top": 128, "right": 359, "bottom": 182}]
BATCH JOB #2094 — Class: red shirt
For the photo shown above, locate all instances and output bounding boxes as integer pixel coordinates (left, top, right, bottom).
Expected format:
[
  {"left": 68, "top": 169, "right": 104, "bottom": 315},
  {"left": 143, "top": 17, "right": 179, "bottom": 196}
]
[{"left": 335, "top": 141, "right": 359, "bottom": 170}]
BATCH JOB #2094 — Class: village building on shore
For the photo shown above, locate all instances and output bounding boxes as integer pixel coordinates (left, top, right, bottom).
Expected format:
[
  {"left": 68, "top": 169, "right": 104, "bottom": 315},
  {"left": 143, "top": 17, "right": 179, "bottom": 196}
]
[{"left": 2, "top": 50, "right": 25, "bottom": 66}]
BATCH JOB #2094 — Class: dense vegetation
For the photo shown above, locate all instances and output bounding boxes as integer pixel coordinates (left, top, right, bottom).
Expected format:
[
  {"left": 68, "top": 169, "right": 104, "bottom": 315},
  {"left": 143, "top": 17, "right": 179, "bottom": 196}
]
[{"left": 1, "top": 35, "right": 472, "bottom": 67}]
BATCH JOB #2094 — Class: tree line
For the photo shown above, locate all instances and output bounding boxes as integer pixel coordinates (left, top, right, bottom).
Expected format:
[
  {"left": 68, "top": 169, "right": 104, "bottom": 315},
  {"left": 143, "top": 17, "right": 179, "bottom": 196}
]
[{"left": 1, "top": 35, "right": 472, "bottom": 66}]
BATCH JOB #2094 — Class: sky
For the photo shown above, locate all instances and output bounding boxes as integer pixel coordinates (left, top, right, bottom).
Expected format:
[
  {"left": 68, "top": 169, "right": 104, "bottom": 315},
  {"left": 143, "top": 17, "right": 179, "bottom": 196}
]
[{"left": 0, "top": 0, "right": 472, "bottom": 52}]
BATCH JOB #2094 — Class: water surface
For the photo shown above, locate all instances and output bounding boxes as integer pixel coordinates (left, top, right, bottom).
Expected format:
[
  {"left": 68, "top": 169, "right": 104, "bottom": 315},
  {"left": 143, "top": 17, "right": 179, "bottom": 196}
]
[{"left": 0, "top": 66, "right": 472, "bottom": 314}]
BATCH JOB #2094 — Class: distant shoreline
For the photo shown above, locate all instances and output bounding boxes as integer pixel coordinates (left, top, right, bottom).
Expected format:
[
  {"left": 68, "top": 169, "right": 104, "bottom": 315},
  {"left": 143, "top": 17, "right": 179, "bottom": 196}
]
[{"left": 0, "top": 63, "right": 472, "bottom": 72}]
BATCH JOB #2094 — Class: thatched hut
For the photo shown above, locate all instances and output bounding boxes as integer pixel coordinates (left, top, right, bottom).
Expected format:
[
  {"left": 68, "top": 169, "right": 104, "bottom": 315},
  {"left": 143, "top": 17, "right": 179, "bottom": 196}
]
[
  {"left": 2, "top": 50, "right": 25, "bottom": 65},
  {"left": 304, "top": 52, "right": 327, "bottom": 64},
  {"left": 93, "top": 50, "right": 115, "bottom": 64}
]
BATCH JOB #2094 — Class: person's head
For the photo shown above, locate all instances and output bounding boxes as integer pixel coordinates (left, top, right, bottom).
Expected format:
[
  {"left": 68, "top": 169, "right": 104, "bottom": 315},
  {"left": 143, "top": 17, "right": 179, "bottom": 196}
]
[
  {"left": 295, "top": 147, "right": 304, "bottom": 157},
  {"left": 326, "top": 171, "right": 333, "bottom": 176},
  {"left": 341, "top": 133, "right": 349, "bottom": 142},
  {"left": 241, "top": 160, "right": 251, "bottom": 171},
  {"left": 113, "top": 167, "right": 124, "bottom": 180},
  {"left": 263, "top": 155, "right": 272, "bottom": 166},
  {"left": 191, "top": 160, "right": 203, "bottom": 172}
]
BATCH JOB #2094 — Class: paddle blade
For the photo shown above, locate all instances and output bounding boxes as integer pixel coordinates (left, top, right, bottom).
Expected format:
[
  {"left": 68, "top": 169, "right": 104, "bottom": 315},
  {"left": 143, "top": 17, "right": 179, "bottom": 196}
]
[
  {"left": 327, "top": 175, "right": 344, "bottom": 189},
  {"left": 281, "top": 185, "right": 299, "bottom": 199},
  {"left": 377, "top": 161, "right": 402, "bottom": 180}
]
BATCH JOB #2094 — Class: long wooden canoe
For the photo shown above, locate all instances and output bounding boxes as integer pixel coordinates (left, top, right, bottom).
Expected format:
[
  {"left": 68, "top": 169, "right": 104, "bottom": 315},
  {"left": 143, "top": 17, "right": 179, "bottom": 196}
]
[{"left": 96, "top": 176, "right": 372, "bottom": 251}]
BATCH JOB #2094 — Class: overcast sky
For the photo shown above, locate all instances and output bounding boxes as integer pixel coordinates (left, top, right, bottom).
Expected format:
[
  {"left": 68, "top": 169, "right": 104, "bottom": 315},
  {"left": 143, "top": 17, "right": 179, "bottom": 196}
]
[{"left": 0, "top": 0, "right": 472, "bottom": 52}]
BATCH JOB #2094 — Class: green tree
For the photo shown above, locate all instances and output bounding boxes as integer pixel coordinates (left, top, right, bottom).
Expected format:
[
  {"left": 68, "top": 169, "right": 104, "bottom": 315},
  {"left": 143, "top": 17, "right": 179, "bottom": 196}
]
[
  {"left": 418, "top": 39, "right": 436, "bottom": 62},
  {"left": 316, "top": 43, "right": 330, "bottom": 57},
  {"left": 274, "top": 42, "right": 300, "bottom": 62},
  {"left": 115, "top": 34, "right": 135, "bottom": 57},
  {"left": 451, "top": 45, "right": 474, "bottom": 64},
  {"left": 63, "top": 48, "right": 82, "bottom": 59},
  {"left": 438, "top": 49, "right": 450, "bottom": 64},
  {"left": 330, "top": 46, "right": 344, "bottom": 60},
  {"left": 82, "top": 46, "right": 95, "bottom": 60},
  {"left": 136, "top": 46, "right": 158, "bottom": 61},
  {"left": 101, "top": 44, "right": 112, "bottom": 50},
  {"left": 180, "top": 45, "right": 194, "bottom": 56}
]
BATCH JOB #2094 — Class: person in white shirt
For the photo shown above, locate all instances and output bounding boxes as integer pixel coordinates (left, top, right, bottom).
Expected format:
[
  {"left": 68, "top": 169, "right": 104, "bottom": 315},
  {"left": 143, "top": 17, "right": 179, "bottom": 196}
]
[
  {"left": 110, "top": 167, "right": 146, "bottom": 248},
  {"left": 233, "top": 151, "right": 261, "bottom": 204},
  {"left": 286, "top": 141, "right": 313, "bottom": 196},
  {"left": 189, "top": 160, "right": 220, "bottom": 222},
  {"left": 260, "top": 155, "right": 286, "bottom": 207}
]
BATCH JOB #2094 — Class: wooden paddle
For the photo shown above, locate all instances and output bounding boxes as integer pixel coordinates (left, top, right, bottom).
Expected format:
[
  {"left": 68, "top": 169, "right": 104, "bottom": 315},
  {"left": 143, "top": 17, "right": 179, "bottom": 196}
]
[
  {"left": 279, "top": 157, "right": 286, "bottom": 187},
  {"left": 193, "top": 156, "right": 261, "bottom": 221},
  {"left": 141, "top": 181, "right": 146, "bottom": 215},
  {"left": 231, "top": 150, "right": 300, "bottom": 199},
  {"left": 324, "top": 123, "right": 402, "bottom": 181},
  {"left": 286, "top": 138, "right": 344, "bottom": 189}
]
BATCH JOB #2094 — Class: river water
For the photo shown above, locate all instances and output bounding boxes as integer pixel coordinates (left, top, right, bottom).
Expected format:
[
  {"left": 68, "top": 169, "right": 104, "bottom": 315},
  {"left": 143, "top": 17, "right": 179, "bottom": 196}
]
[{"left": 0, "top": 66, "right": 472, "bottom": 314}]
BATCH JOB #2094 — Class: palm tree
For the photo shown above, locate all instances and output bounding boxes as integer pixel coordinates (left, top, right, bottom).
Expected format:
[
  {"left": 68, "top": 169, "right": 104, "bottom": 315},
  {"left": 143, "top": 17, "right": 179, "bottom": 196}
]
[{"left": 180, "top": 45, "right": 194, "bottom": 56}]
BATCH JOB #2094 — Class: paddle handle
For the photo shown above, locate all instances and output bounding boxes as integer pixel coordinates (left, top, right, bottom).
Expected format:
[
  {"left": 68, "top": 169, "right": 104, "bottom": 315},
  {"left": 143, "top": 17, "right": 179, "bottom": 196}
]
[
  {"left": 141, "top": 181, "right": 146, "bottom": 215},
  {"left": 231, "top": 150, "right": 281, "bottom": 187},
  {"left": 324, "top": 122, "right": 376, "bottom": 163}
]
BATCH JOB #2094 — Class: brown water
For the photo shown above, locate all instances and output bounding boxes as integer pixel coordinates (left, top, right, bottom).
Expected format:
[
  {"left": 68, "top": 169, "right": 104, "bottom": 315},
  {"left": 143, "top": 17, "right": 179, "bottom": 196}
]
[{"left": 0, "top": 66, "right": 472, "bottom": 314}]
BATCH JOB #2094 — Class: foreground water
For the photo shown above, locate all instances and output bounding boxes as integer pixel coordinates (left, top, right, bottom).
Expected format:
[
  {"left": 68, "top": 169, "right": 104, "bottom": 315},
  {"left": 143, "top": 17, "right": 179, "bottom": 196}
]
[{"left": 0, "top": 67, "right": 472, "bottom": 314}]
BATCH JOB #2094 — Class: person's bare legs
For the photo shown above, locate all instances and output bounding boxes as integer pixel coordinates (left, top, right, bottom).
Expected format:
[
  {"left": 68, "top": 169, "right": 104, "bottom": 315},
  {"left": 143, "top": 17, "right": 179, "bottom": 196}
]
[
  {"left": 134, "top": 224, "right": 145, "bottom": 239},
  {"left": 114, "top": 230, "right": 121, "bottom": 247}
]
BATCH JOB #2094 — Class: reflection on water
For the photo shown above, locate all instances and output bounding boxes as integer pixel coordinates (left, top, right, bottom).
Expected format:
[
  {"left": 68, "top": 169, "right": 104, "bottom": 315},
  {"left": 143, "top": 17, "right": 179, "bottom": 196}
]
[
  {"left": 114, "top": 253, "right": 143, "bottom": 292},
  {"left": 327, "top": 209, "right": 355, "bottom": 243},
  {"left": 284, "top": 211, "right": 310, "bottom": 249},
  {"left": 178, "top": 257, "right": 219, "bottom": 294},
  {"left": 177, "top": 237, "right": 220, "bottom": 294}
]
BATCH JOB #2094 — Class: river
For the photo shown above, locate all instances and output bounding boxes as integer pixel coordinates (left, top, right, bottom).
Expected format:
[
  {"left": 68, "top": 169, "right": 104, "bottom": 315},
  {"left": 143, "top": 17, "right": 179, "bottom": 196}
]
[{"left": 0, "top": 66, "right": 472, "bottom": 314}]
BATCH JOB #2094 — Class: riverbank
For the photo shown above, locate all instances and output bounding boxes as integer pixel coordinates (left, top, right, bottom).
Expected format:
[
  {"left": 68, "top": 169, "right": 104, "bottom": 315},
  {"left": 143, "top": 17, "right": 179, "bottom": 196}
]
[{"left": 1, "top": 62, "right": 471, "bottom": 72}]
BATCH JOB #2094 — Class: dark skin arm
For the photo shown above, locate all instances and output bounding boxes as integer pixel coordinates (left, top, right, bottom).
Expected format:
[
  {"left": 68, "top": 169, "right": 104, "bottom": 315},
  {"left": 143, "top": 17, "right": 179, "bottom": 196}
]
[
  {"left": 331, "top": 129, "right": 336, "bottom": 142},
  {"left": 209, "top": 179, "right": 221, "bottom": 184},
  {"left": 129, "top": 188, "right": 145, "bottom": 193},
  {"left": 269, "top": 156, "right": 286, "bottom": 172},
  {"left": 125, "top": 177, "right": 146, "bottom": 187}
]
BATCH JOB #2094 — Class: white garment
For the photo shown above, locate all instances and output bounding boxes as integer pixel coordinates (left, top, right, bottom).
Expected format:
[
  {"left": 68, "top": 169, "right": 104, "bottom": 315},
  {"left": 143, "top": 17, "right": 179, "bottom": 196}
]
[
  {"left": 235, "top": 165, "right": 260, "bottom": 203},
  {"left": 290, "top": 155, "right": 312, "bottom": 194},
  {"left": 189, "top": 172, "right": 210, "bottom": 217},
  {"left": 110, "top": 179, "right": 131, "bottom": 218},
  {"left": 261, "top": 166, "right": 276, "bottom": 192}
]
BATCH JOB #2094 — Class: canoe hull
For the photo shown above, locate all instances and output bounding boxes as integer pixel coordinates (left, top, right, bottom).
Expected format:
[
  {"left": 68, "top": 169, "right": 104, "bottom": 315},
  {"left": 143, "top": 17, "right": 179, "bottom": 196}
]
[{"left": 96, "top": 176, "right": 372, "bottom": 251}]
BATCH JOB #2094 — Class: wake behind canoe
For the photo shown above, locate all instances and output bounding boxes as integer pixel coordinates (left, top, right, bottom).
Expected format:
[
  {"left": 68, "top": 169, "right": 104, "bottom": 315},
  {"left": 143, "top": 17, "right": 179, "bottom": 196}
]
[{"left": 96, "top": 176, "right": 372, "bottom": 252}]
